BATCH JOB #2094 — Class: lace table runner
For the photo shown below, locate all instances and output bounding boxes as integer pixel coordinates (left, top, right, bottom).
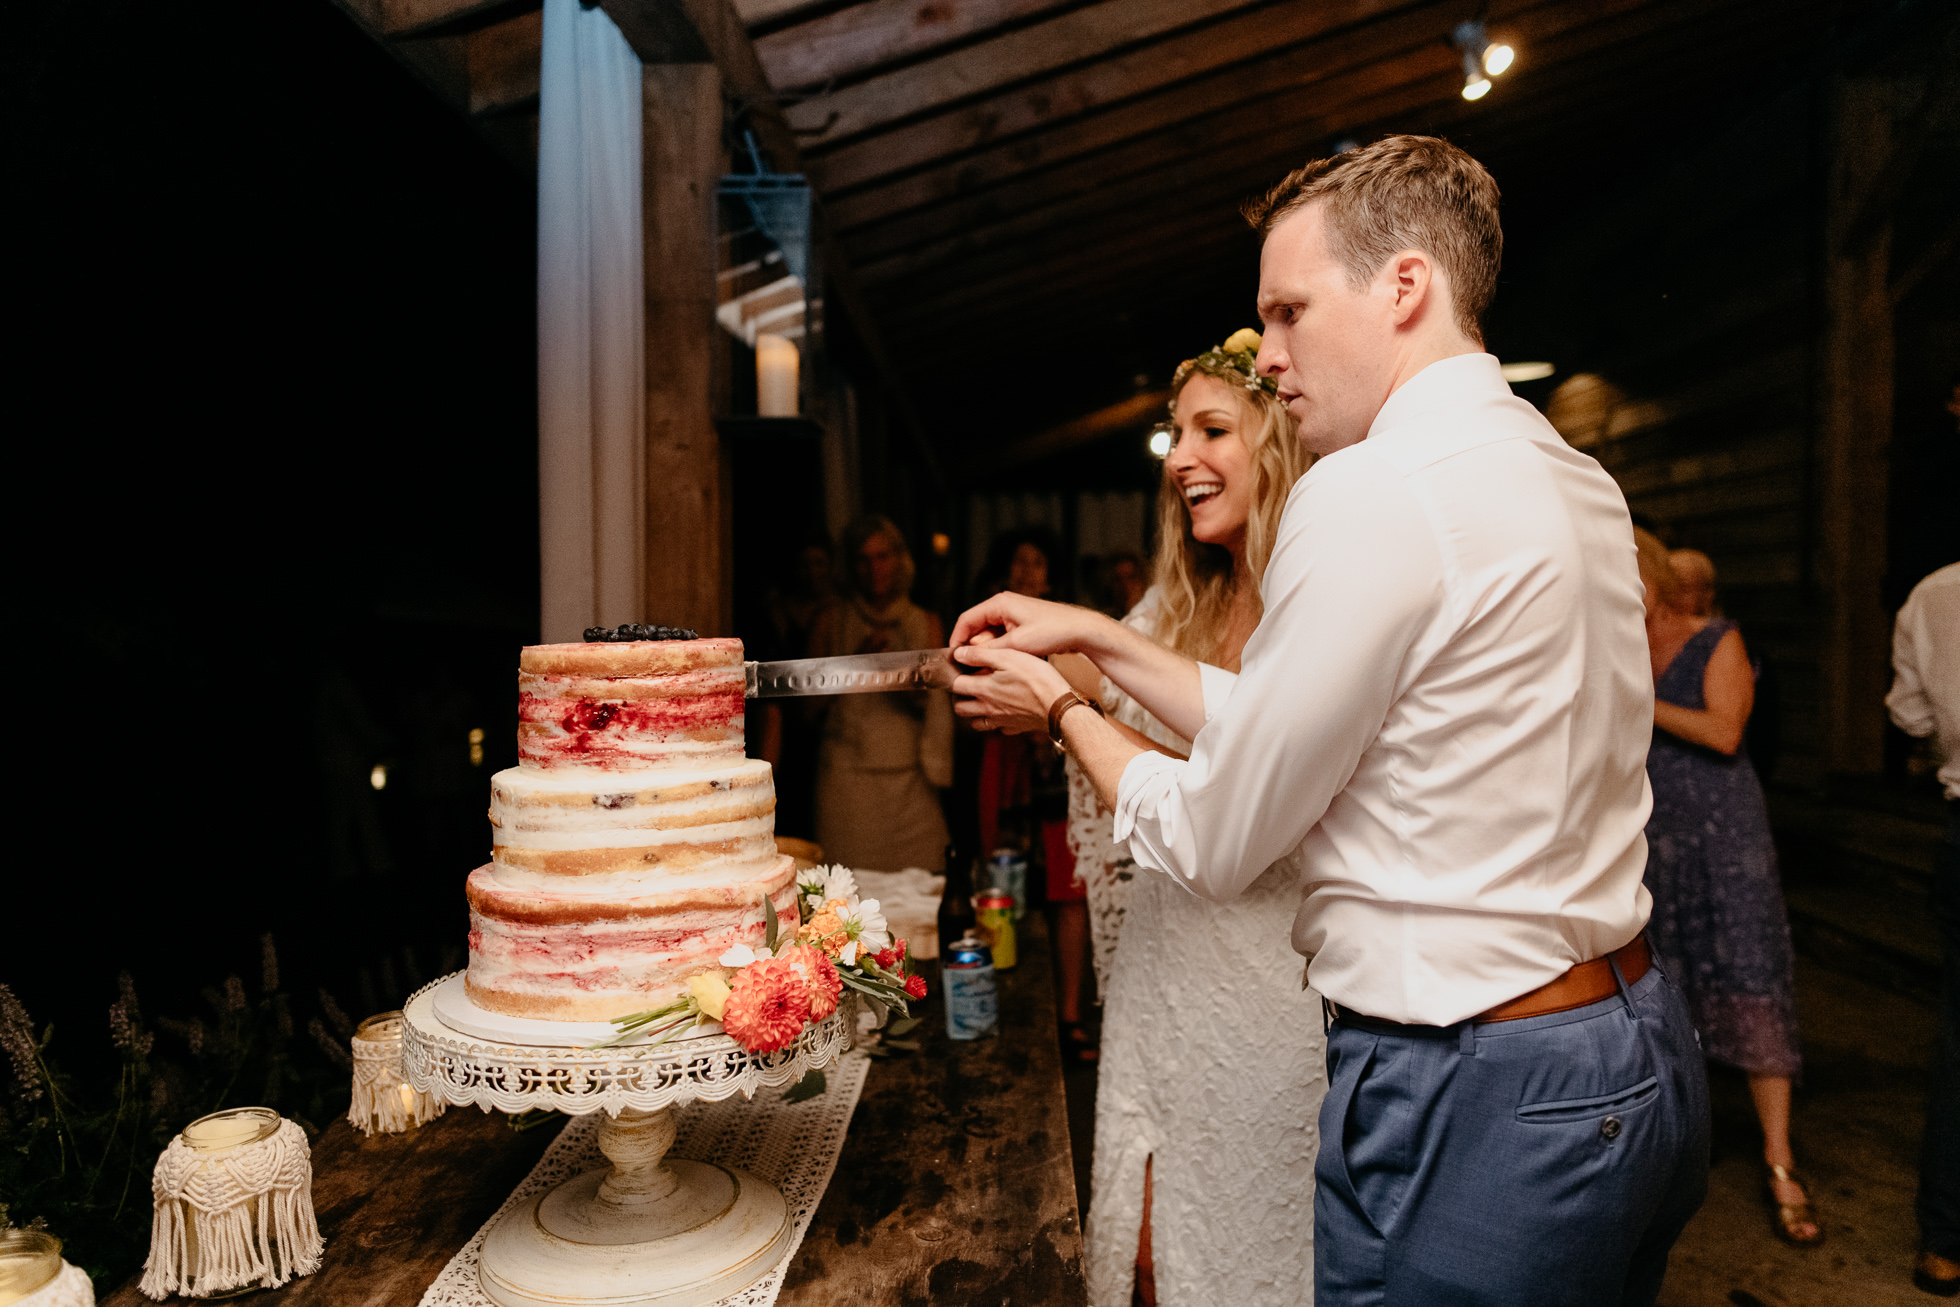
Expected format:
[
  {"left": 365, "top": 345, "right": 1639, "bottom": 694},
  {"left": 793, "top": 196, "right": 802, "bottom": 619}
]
[{"left": 418, "top": 1051, "right": 870, "bottom": 1307}]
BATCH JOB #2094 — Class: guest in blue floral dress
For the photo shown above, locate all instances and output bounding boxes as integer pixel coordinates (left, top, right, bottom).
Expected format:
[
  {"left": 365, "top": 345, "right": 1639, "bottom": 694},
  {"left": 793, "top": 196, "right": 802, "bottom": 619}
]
[{"left": 1633, "top": 530, "right": 1819, "bottom": 1247}]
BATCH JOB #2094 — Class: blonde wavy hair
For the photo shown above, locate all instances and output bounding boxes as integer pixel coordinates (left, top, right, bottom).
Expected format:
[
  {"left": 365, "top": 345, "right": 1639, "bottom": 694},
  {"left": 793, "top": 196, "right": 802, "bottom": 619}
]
[{"left": 1150, "top": 370, "right": 1314, "bottom": 661}]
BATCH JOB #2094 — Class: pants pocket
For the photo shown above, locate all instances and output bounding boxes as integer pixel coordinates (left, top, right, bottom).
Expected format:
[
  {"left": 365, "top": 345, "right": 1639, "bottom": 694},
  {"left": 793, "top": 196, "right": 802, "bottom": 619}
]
[{"left": 1516, "top": 1075, "right": 1659, "bottom": 1124}]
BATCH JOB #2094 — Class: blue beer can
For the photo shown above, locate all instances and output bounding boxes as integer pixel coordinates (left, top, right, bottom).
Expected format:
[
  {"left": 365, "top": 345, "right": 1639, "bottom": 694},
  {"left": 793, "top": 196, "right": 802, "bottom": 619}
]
[
  {"left": 942, "top": 934, "right": 998, "bottom": 1040},
  {"left": 988, "top": 847, "right": 1030, "bottom": 920}
]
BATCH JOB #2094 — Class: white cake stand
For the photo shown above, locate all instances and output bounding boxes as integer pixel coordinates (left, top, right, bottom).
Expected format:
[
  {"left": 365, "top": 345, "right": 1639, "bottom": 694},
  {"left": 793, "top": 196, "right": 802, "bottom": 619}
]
[{"left": 401, "top": 973, "right": 850, "bottom": 1307}]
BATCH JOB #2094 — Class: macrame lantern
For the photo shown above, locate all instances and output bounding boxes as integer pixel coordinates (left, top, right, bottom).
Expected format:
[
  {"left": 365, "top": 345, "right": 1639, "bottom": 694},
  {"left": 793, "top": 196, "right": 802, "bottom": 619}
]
[
  {"left": 348, "top": 1011, "right": 445, "bottom": 1136},
  {"left": 139, "top": 1107, "right": 323, "bottom": 1300},
  {"left": 0, "top": 1229, "right": 95, "bottom": 1307}
]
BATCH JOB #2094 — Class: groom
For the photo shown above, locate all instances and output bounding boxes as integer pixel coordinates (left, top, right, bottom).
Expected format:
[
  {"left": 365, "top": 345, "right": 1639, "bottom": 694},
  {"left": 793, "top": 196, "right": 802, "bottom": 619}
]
[{"left": 950, "top": 135, "right": 1708, "bottom": 1305}]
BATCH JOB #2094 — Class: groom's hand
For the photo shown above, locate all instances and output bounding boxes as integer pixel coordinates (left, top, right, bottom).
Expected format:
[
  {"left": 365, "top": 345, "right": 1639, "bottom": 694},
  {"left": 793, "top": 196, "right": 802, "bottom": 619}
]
[{"left": 949, "top": 592, "right": 1108, "bottom": 658}]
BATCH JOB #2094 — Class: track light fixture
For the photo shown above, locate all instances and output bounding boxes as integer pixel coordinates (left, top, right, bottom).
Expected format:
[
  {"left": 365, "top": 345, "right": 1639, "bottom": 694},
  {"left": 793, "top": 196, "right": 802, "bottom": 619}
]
[{"left": 1452, "top": 20, "right": 1514, "bottom": 101}]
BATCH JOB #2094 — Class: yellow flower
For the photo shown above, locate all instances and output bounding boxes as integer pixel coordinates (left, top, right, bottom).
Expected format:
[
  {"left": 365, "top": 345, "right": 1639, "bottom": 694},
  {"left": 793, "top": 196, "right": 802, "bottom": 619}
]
[
  {"left": 805, "top": 909, "right": 843, "bottom": 940},
  {"left": 1222, "top": 327, "right": 1262, "bottom": 356},
  {"left": 688, "top": 971, "right": 732, "bottom": 1021}
]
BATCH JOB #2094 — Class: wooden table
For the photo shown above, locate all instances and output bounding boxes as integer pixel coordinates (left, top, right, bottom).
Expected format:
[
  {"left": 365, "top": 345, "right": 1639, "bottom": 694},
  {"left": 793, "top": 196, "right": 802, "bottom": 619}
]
[{"left": 106, "top": 916, "right": 1085, "bottom": 1306}]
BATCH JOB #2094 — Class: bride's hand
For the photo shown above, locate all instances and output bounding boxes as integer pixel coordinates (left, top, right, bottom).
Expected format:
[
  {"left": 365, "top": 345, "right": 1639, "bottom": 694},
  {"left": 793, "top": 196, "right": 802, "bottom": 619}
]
[{"left": 951, "top": 643, "right": 1071, "bottom": 736}]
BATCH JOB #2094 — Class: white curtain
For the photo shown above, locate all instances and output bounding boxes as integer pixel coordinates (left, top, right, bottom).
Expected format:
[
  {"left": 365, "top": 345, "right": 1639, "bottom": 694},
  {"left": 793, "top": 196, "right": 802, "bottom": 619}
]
[{"left": 537, "top": 0, "right": 644, "bottom": 643}]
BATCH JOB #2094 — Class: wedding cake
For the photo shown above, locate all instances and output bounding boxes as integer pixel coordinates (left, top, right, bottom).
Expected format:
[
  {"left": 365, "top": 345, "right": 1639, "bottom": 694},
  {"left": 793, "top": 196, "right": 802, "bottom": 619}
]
[{"left": 464, "top": 629, "right": 797, "bottom": 1021}]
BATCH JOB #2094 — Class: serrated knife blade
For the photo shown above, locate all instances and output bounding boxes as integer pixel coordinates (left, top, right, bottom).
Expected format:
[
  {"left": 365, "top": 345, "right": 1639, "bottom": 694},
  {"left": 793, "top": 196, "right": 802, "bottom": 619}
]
[{"left": 744, "top": 647, "right": 956, "bottom": 698}]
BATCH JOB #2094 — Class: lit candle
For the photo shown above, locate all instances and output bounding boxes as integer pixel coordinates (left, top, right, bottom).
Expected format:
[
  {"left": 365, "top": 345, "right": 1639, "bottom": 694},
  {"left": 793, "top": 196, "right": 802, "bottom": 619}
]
[
  {"left": 756, "top": 334, "right": 799, "bottom": 417},
  {"left": 182, "top": 1108, "right": 277, "bottom": 1152}
]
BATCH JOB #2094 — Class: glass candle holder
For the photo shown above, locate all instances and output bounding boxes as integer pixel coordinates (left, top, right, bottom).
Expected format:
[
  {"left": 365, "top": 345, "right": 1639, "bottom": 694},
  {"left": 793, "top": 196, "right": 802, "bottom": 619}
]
[
  {"left": 0, "top": 1230, "right": 63, "bottom": 1307},
  {"left": 349, "top": 1010, "right": 444, "bottom": 1135}
]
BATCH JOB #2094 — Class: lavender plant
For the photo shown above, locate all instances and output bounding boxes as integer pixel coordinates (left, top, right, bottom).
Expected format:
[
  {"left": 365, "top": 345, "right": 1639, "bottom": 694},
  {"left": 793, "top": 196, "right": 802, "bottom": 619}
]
[{"left": 0, "top": 937, "right": 350, "bottom": 1289}]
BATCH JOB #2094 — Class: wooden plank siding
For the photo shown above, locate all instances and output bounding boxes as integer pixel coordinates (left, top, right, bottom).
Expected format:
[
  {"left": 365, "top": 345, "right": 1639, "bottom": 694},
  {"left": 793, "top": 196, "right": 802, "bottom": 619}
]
[{"left": 1526, "top": 90, "right": 1828, "bottom": 787}]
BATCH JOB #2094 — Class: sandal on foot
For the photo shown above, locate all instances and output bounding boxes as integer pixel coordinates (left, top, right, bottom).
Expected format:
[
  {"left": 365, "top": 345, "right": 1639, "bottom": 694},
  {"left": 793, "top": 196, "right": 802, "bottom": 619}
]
[
  {"left": 1765, "top": 1163, "right": 1824, "bottom": 1247},
  {"left": 1915, "top": 1250, "right": 1960, "bottom": 1297}
]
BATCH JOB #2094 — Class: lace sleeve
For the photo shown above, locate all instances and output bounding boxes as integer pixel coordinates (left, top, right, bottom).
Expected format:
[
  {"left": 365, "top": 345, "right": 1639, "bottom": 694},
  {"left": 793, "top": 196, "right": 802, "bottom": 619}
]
[{"left": 1069, "top": 588, "right": 1189, "bottom": 995}]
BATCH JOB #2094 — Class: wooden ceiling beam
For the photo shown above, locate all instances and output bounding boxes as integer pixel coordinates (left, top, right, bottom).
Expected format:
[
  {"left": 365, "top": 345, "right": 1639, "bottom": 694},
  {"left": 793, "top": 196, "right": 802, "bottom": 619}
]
[
  {"left": 963, "top": 388, "right": 1173, "bottom": 477},
  {"left": 906, "top": 3, "right": 1796, "bottom": 341},
  {"left": 463, "top": 9, "right": 544, "bottom": 115},
  {"left": 876, "top": 208, "right": 1252, "bottom": 322},
  {"left": 334, "top": 0, "right": 535, "bottom": 40},
  {"left": 754, "top": 0, "right": 1076, "bottom": 92},
  {"left": 805, "top": 0, "right": 1416, "bottom": 192},
  {"left": 838, "top": 54, "right": 1449, "bottom": 261},
  {"left": 782, "top": 0, "right": 1282, "bottom": 146},
  {"left": 850, "top": 0, "right": 1775, "bottom": 283},
  {"left": 825, "top": 0, "right": 1642, "bottom": 233}
]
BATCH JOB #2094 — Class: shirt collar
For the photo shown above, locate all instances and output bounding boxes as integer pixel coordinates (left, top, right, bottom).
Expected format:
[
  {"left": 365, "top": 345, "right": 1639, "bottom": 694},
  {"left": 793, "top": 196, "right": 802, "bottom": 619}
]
[{"left": 1364, "top": 352, "right": 1507, "bottom": 442}]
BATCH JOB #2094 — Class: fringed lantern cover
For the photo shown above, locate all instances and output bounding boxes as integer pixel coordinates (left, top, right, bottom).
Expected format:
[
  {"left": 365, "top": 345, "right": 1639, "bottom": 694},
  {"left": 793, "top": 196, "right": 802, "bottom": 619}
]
[
  {"left": 349, "top": 1011, "right": 446, "bottom": 1136},
  {"left": 139, "top": 1110, "right": 323, "bottom": 1300}
]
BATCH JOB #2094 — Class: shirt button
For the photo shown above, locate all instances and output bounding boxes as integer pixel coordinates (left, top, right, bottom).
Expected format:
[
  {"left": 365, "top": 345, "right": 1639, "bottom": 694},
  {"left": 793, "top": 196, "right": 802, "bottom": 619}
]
[{"left": 1601, "top": 1116, "right": 1623, "bottom": 1140}]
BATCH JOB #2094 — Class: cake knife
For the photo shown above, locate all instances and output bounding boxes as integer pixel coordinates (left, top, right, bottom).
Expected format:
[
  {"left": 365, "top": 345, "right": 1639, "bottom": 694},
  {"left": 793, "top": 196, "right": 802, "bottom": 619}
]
[{"left": 744, "top": 648, "right": 956, "bottom": 698}]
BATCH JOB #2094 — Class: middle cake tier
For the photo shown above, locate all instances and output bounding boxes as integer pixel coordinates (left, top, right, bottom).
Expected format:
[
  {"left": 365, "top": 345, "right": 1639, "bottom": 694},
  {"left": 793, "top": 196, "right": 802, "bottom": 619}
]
[{"left": 488, "top": 756, "right": 780, "bottom": 885}]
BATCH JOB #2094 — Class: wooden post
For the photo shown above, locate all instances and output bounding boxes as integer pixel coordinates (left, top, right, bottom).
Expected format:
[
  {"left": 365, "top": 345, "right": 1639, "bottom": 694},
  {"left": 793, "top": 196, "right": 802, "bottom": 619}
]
[
  {"left": 1816, "top": 75, "right": 1897, "bottom": 777},
  {"left": 641, "top": 63, "right": 730, "bottom": 637}
]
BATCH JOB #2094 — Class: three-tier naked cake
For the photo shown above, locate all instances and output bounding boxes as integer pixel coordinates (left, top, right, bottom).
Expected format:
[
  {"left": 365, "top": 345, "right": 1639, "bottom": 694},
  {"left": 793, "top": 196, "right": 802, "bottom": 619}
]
[{"left": 464, "top": 632, "right": 797, "bottom": 1021}]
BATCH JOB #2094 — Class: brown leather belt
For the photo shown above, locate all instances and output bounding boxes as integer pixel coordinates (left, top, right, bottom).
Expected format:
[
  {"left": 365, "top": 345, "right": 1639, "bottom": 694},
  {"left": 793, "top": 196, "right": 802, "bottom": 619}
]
[{"left": 1331, "top": 934, "right": 1652, "bottom": 1030}]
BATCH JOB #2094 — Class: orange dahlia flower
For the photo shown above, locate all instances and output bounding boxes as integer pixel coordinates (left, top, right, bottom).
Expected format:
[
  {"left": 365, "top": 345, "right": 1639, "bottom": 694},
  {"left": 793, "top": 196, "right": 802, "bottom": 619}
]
[
  {"left": 781, "top": 943, "right": 843, "bottom": 1020},
  {"left": 722, "top": 957, "right": 812, "bottom": 1052}
]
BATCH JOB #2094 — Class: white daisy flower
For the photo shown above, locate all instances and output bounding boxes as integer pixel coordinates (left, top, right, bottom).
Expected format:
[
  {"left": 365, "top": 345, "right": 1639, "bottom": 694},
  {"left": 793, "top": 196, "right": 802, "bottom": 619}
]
[
  {"left": 719, "top": 943, "right": 772, "bottom": 968},
  {"left": 838, "top": 940, "right": 860, "bottom": 967},
  {"left": 799, "top": 863, "right": 858, "bottom": 911},
  {"left": 839, "top": 898, "right": 890, "bottom": 953}
]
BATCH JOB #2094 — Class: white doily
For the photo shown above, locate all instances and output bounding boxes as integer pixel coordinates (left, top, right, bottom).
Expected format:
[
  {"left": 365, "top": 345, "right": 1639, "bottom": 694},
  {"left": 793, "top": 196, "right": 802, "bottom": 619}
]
[{"left": 416, "top": 1050, "right": 870, "bottom": 1307}]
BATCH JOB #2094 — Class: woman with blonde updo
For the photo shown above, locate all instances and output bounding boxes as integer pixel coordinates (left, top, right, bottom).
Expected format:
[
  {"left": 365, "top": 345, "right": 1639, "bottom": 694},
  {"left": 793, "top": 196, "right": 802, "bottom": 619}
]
[
  {"left": 809, "top": 515, "right": 953, "bottom": 871},
  {"left": 1057, "top": 331, "right": 1326, "bottom": 1306}
]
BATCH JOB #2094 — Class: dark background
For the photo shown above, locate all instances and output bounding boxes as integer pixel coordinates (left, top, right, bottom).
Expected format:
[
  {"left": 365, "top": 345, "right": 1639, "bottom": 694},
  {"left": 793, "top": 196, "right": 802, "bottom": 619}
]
[{"left": 12, "top": 1, "right": 539, "bottom": 1053}]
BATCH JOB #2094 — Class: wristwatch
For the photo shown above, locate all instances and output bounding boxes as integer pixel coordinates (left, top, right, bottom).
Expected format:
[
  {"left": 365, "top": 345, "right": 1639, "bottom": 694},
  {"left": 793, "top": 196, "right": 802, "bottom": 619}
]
[{"left": 1046, "top": 690, "right": 1104, "bottom": 749}]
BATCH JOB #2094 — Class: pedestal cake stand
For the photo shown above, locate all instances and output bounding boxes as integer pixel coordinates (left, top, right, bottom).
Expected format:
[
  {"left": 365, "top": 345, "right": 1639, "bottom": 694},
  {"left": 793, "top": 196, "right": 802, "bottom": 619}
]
[{"left": 401, "top": 973, "right": 851, "bottom": 1307}]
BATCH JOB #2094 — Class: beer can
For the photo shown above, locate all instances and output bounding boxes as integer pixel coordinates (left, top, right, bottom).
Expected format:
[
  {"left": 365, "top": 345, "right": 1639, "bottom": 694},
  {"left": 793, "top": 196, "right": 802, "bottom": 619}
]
[
  {"left": 988, "top": 847, "right": 1030, "bottom": 920},
  {"left": 974, "top": 888, "right": 1017, "bottom": 970},
  {"left": 942, "top": 934, "right": 998, "bottom": 1040}
]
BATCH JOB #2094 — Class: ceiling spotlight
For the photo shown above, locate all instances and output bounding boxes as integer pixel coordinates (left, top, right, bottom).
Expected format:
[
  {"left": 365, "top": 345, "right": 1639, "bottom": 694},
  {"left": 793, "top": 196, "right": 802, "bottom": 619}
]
[
  {"left": 1148, "top": 425, "right": 1173, "bottom": 458},
  {"left": 1500, "top": 361, "right": 1556, "bottom": 383},
  {"left": 1452, "top": 20, "right": 1511, "bottom": 100}
]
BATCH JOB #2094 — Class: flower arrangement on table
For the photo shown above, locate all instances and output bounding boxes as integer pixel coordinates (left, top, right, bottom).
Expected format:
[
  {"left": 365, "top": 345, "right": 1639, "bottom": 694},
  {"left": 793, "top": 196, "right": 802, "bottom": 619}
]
[{"left": 593, "top": 864, "right": 928, "bottom": 1053}]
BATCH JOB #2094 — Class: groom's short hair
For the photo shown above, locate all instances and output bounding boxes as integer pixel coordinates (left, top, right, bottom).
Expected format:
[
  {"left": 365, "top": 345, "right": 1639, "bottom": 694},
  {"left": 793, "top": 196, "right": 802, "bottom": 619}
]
[{"left": 1244, "top": 135, "right": 1502, "bottom": 342}]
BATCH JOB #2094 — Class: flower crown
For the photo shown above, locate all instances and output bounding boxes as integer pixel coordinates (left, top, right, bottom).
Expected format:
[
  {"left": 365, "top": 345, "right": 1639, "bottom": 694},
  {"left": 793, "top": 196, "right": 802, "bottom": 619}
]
[{"left": 1170, "top": 328, "right": 1277, "bottom": 404}]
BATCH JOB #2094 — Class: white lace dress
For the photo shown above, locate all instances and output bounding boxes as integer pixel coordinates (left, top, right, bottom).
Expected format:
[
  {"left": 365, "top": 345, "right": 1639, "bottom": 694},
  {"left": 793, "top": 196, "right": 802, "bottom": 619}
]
[{"left": 1069, "top": 588, "right": 1326, "bottom": 1307}]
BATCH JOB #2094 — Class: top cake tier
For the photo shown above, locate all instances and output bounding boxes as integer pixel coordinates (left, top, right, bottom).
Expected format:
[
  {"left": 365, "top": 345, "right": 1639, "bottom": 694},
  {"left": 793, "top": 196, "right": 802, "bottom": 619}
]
[{"left": 517, "top": 637, "right": 745, "bottom": 771}]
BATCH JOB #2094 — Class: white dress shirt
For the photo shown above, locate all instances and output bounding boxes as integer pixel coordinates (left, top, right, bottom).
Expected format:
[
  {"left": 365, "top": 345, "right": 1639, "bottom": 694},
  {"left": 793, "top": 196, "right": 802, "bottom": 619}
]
[
  {"left": 1886, "top": 562, "right": 1960, "bottom": 799},
  {"left": 1113, "top": 353, "right": 1655, "bottom": 1025}
]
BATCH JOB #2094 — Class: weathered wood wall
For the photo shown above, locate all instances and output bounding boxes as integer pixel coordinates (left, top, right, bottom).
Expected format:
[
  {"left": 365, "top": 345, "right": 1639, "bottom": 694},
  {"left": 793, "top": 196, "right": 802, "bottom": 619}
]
[{"left": 1521, "top": 59, "right": 1955, "bottom": 791}]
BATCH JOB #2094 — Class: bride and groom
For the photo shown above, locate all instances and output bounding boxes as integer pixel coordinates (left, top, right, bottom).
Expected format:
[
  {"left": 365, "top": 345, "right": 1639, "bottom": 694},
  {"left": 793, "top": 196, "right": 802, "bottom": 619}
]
[{"left": 950, "top": 135, "right": 1709, "bottom": 1306}]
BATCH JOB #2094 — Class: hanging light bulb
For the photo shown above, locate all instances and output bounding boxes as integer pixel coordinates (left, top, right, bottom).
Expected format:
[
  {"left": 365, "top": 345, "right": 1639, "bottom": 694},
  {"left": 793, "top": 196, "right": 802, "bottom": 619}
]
[{"left": 1452, "top": 20, "right": 1510, "bottom": 99}]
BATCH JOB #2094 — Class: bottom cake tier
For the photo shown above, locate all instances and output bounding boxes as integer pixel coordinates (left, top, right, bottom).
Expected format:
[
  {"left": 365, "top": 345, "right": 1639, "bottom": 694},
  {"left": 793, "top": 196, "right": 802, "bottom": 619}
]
[{"left": 465, "top": 854, "right": 799, "bottom": 1021}]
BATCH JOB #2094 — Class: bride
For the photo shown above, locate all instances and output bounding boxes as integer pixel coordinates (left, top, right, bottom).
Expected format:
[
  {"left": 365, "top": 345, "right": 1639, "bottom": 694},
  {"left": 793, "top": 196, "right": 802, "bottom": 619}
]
[{"left": 1022, "top": 331, "right": 1326, "bottom": 1306}]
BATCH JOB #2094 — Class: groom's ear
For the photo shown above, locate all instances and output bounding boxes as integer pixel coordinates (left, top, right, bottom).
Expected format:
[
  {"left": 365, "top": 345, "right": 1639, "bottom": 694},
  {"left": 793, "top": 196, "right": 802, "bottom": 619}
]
[{"left": 1384, "top": 249, "right": 1439, "bottom": 328}]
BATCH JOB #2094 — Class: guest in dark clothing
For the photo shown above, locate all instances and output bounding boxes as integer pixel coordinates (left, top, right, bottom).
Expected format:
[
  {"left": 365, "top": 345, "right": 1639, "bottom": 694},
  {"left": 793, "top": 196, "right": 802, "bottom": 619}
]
[{"left": 1634, "top": 529, "right": 1818, "bottom": 1247}]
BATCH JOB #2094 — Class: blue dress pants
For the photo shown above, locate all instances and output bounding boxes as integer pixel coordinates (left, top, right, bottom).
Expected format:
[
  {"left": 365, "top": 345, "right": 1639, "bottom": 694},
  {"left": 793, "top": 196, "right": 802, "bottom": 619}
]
[
  {"left": 1921, "top": 802, "right": 1960, "bottom": 1260},
  {"left": 1315, "top": 962, "right": 1710, "bottom": 1306}
]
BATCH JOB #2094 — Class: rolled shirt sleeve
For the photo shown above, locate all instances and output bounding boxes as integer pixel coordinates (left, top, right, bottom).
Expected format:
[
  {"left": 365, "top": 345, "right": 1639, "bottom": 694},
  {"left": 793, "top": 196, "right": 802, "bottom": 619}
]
[
  {"left": 1113, "top": 452, "right": 1444, "bottom": 903},
  {"left": 1887, "top": 601, "right": 1936, "bottom": 738}
]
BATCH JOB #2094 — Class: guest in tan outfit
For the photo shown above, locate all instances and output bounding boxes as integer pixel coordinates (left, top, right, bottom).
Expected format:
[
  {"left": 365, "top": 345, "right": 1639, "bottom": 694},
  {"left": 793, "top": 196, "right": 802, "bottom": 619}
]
[{"left": 810, "top": 515, "right": 953, "bottom": 871}]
